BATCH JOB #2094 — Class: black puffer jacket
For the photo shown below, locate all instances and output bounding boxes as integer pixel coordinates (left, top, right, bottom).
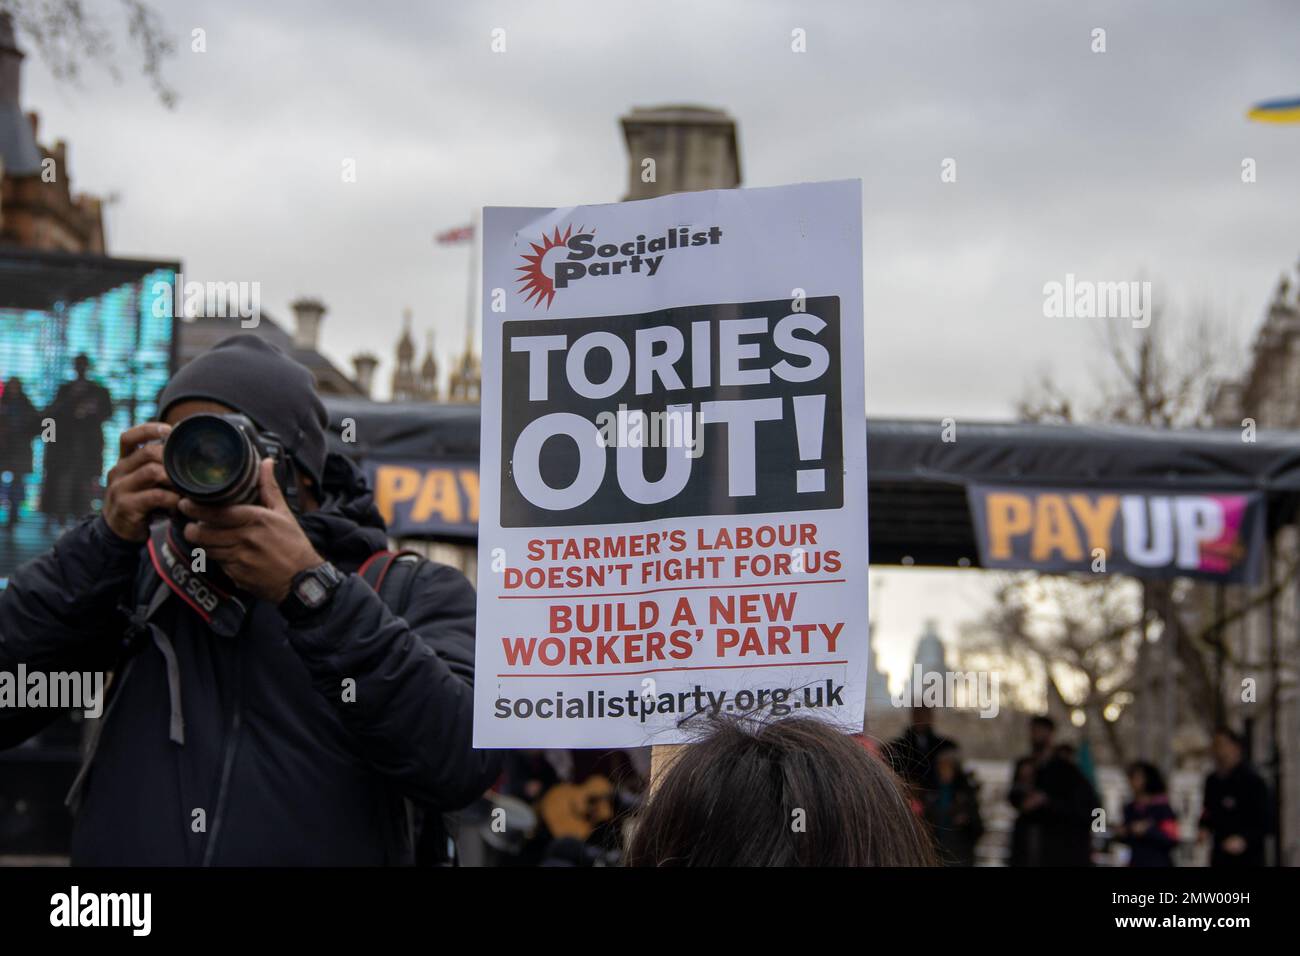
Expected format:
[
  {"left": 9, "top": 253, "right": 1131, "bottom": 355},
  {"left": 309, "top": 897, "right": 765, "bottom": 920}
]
[{"left": 0, "top": 455, "right": 499, "bottom": 865}]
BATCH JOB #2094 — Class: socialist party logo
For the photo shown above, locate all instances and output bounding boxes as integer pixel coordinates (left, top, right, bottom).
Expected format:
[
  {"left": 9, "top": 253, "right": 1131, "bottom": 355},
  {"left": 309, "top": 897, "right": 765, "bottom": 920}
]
[{"left": 516, "top": 223, "right": 723, "bottom": 309}]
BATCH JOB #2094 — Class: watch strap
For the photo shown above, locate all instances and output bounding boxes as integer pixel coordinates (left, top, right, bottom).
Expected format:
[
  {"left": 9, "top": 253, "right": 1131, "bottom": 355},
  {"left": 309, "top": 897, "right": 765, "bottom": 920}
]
[{"left": 279, "top": 562, "right": 342, "bottom": 623}]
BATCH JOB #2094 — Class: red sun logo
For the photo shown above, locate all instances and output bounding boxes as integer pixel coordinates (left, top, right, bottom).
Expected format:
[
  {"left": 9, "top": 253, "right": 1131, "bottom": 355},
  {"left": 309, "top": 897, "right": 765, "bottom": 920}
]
[{"left": 516, "top": 224, "right": 588, "bottom": 309}]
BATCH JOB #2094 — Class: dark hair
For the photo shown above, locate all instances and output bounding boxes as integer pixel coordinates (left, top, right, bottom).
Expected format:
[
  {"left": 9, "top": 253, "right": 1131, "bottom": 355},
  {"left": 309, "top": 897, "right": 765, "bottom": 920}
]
[
  {"left": 1125, "top": 760, "right": 1167, "bottom": 795},
  {"left": 625, "top": 716, "right": 936, "bottom": 866},
  {"left": 1030, "top": 715, "right": 1056, "bottom": 732}
]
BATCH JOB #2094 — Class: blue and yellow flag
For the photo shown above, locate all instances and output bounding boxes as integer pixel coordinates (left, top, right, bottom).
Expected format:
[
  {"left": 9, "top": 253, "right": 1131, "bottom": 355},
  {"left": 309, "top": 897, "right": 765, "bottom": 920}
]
[{"left": 1248, "top": 96, "right": 1300, "bottom": 124}]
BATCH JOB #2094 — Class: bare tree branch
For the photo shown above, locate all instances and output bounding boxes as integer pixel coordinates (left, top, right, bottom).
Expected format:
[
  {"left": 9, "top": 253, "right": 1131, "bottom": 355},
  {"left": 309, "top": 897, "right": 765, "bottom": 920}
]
[{"left": 1, "top": 0, "right": 177, "bottom": 106}]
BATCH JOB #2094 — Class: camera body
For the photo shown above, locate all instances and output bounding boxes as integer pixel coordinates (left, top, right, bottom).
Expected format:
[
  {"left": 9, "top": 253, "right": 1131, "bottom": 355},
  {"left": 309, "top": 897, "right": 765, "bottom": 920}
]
[{"left": 163, "top": 412, "right": 298, "bottom": 509}]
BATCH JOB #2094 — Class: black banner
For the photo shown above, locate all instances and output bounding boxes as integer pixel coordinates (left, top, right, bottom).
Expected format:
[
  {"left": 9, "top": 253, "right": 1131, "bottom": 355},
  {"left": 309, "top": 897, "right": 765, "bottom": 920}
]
[
  {"left": 364, "top": 459, "right": 479, "bottom": 539},
  {"left": 499, "top": 297, "right": 844, "bottom": 528},
  {"left": 968, "top": 484, "right": 1266, "bottom": 583}
]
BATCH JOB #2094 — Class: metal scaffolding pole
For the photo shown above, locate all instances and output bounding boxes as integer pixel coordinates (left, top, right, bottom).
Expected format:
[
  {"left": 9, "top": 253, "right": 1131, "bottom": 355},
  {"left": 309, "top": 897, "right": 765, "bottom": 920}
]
[
  {"left": 1137, "top": 580, "right": 1151, "bottom": 761},
  {"left": 1267, "top": 533, "right": 1282, "bottom": 866},
  {"left": 1162, "top": 583, "right": 1177, "bottom": 778},
  {"left": 1214, "top": 583, "right": 1226, "bottom": 727}
]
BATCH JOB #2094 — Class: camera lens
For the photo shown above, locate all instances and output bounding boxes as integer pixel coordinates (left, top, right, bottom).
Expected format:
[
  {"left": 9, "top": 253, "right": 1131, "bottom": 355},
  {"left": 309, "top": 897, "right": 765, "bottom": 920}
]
[
  {"left": 164, "top": 414, "right": 259, "bottom": 504},
  {"left": 173, "top": 424, "right": 240, "bottom": 490}
]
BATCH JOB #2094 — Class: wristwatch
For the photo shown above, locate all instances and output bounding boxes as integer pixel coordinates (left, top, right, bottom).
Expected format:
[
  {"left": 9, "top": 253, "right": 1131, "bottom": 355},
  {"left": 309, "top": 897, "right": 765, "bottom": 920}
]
[{"left": 279, "top": 562, "right": 344, "bottom": 623}]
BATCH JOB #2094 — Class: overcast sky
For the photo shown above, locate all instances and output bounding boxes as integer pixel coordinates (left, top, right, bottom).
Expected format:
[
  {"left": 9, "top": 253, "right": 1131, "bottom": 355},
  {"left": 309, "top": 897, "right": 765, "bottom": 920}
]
[{"left": 16, "top": 0, "right": 1300, "bottom": 686}]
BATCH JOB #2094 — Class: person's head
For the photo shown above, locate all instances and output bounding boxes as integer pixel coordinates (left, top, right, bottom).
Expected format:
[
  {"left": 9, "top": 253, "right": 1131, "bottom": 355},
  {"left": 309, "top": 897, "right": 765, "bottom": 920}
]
[
  {"left": 626, "top": 715, "right": 935, "bottom": 866},
  {"left": 933, "top": 740, "right": 960, "bottom": 785},
  {"left": 1053, "top": 742, "right": 1076, "bottom": 764},
  {"left": 1029, "top": 715, "right": 1055, "bottom": 752},
  {"left": 4, "top": 376, "right": 23, "bottom": 397},
  {"left": 909, "top": 705, "right": 934, "bottom": 733},
  {"left": 73, "top": 353, "right": 90, "bottom": 378},
  {"left": 1211, "top": 726, "right": 1245, "bottom": 771},
  {"left": 157, "top": 335, "right": 329, "bottom": 508},
  {"left": 1126, "top": 760, "right": 1166, "bottom": 797}
]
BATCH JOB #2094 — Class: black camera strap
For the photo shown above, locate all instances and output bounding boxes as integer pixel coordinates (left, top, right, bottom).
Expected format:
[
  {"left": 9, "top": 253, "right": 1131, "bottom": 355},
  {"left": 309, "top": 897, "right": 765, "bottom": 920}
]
[
  {"left": 146, "top": 520, "right": 250, "bottom": 639},
  {"left": 65, "top": 521, "right": 221, "bottom": 810}
]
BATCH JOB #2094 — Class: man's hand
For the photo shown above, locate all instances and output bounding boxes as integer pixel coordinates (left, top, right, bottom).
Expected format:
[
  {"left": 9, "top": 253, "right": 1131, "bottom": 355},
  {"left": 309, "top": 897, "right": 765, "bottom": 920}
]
[
  {"left": 103, "top": 423, "right": 179, "bottom": 542},
  {"left": 179, "top": 459, "right": 323, "bottom": 603},
  {"left": 1223, "top": 835, "right": 1248, "bottom": 855}
]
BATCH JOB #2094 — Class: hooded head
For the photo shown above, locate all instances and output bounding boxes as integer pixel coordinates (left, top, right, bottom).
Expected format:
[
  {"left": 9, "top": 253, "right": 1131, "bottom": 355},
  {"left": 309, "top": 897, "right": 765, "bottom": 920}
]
[{"left": 158, "top": 335, "right": 328, "bottom": 490}]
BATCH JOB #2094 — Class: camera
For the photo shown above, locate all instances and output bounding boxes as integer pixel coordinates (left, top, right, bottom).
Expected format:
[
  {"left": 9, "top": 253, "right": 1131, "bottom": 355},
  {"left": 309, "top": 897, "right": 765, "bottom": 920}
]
[{"left": 163, "top": 413, "right": 292, "bottom": 507}]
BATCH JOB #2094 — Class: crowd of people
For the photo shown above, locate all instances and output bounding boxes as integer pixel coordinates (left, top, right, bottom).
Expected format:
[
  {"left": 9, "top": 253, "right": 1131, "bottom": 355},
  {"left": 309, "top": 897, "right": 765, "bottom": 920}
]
[
  {"left": 441, "top": 709, "right": 1277, "bottom": 868},
  {"left": 867, "top": 710, "right": 1272, "bottom": 868}
]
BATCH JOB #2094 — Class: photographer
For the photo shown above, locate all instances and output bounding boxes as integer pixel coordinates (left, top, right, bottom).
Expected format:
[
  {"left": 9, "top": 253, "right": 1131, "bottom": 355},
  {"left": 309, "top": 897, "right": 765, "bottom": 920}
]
[{"left": 0, "top": 335, "right": 499, "bottom": 865}]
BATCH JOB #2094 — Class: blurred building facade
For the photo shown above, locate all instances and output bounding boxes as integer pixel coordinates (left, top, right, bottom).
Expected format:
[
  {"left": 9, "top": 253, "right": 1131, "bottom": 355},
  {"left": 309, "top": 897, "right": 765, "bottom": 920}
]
[
  {"left": 446, "top": 347, "right": 482, "bottom": 403},
  {"left": 176, "top": 298, "right": 366, "bottom": 397},
  {"left": 621, "top": 105, "right": 740, "bottom": 201},
  {"left": 0, "top": 13, "right": 104, "bottom": 253},
  {"left": 389, "top": 309, "right": 442, "bottom": 401},
  {"left": 1206, "top": 260, "right": 1300, "bottom": 865},
  {"left": 864, "top": 621, "right": 891, "bottom": 713}
]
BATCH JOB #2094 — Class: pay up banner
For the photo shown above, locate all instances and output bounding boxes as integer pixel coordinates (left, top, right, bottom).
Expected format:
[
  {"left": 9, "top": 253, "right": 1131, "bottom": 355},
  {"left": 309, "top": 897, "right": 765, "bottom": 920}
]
[
  {"left": 474, "top": 180, "right": 867, "bottom": 748},
  {"left": 968, "top": 484, "right": 1266, "bottom": 584},
  {"left": 364, "top": 459, "right": 480, "bottom": 539}
]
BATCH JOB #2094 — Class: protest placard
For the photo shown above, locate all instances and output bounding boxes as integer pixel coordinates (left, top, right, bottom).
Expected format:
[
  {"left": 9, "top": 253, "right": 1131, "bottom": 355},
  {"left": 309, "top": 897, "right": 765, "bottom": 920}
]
[{"left": 474, "top": 180, "right": 867, "bottom": 748}]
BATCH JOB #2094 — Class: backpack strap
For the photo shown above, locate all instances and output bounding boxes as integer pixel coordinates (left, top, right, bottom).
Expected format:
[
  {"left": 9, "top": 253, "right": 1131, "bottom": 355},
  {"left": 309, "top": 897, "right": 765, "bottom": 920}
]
[
  {"left": 357, "top": 549, "right": 397, "bottom": 592},
  {"left": 356, "top": 548, "right": 457, "bottom": 866},
  {"left": 358, "top": 549, "right": 423, "bottom": 617}
]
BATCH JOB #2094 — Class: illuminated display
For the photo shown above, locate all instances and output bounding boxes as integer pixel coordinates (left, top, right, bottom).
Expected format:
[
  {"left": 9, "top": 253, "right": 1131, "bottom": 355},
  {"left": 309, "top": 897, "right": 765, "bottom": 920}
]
[{"left": 0, "top": 254, "right": 177, "bottom": 584}]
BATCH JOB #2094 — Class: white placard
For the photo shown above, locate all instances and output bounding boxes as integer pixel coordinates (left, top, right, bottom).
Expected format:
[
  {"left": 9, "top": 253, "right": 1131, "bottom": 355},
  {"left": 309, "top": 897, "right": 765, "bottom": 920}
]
[{"left": 474, "top": 180, "right": 867, "bottom": 748}]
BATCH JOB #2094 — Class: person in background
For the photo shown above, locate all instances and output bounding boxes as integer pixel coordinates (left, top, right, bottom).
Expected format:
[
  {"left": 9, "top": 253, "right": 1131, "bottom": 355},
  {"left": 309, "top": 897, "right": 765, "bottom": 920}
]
[
  {"left": 887, "top": 705, "right": 954, "bottom": 794},
  {"left": 626, "top": 715, "right": 935, "bottom": 866},
  {"left": 921, "top": 740, "right": 984, "bottom": 866},
  {"left": 1008, "top": 715, "right": 1055, "bottom": 865},
  {"left": 1008, "top": 716, "right": 1099, "bottom": 866},
  {"left": 0, "top": 376, "right": 42, "bottom": 529},
  {"left": 1199, "top": 727, "right": 1271, "bottom": 867},
  {"left": 499, "top": 750, "right": 561, "bottom": 805},
  {"left": 497, "top": 750, "right": 562, "bottom": 865},
  {"left": 39, "top": 353, "right": 114, "bottom": 528},
  {"left": 1114, "top": 761, "right": 1180, "bottom": 867}
]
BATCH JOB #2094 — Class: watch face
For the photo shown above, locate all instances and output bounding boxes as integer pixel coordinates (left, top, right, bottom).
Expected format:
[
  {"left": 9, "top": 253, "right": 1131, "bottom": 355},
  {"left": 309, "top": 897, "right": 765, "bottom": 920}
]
[{"left": 298, "top": 577, "right": 328, "bottom": 607}]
